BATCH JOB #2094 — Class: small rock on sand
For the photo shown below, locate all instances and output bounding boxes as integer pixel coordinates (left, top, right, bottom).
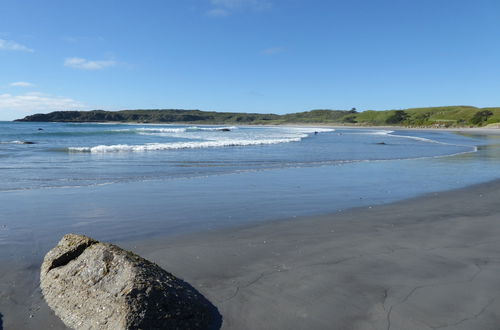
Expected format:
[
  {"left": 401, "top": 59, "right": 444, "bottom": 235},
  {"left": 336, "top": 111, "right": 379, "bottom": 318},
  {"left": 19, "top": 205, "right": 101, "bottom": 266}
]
[{"left": 40, "top": 234, "right": 220, "bottom": 330}]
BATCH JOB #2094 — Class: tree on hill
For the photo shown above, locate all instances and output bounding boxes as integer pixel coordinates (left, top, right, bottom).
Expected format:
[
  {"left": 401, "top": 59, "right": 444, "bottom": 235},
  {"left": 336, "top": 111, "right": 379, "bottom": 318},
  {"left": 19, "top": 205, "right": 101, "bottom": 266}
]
[
  {"left": 470, "top": 110, "right": 493, "bottom": 126},
  {"left": 386, "top": 110, "right": 409, "bottom": 124}
]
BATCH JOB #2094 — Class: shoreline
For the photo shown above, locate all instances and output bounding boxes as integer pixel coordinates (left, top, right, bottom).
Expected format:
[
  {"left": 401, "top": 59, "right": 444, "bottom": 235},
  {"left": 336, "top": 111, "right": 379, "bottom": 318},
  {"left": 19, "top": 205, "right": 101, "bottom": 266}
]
[
  {"left": 8, "top": 119, "right": 500, "bottom": 134},
  {"left": 130, "top": 178, "right": 500, "bottom": 329},
  {"left": 3, "top": 178, "right": 500, "bottom": 329}
]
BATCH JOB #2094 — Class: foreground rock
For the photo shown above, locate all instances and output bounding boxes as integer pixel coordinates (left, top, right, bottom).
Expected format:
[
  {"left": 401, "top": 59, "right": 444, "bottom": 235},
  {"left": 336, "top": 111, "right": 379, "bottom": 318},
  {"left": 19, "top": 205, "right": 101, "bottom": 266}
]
[{"left": 40, "top": 234, "right": 220, "bottom": 330}]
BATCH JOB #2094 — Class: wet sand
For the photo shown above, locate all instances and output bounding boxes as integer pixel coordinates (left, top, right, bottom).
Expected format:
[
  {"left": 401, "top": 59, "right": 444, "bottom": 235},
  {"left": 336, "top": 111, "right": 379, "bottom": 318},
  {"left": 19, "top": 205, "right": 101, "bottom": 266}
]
[
  {"left": 132, "top": 179, "right": 500, "bottom": 330},
  {"left": 3, "top": 179, "right": 500, "bottom": 329}
]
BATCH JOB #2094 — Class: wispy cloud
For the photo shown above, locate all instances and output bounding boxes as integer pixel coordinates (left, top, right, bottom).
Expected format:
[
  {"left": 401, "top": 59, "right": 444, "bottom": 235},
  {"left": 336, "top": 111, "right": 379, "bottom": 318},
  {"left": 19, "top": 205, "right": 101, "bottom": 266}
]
[
  {"left": 10, "top": 81, "right": 35, "bottom": 87},
  {"left": 0, "top": 39, "right": 34, "bottom": 52},
  {"left": 207, "top": 0, "right": 272, "bottom": 16},
  {"left": 261, "top": 46, "right": 285, "bottom": 55},
  {"left": 64, "top": 57, "right": 116, "bottom": 70},
  {"left": 0, "top": 92, "right": 86, "bottom": 114}
]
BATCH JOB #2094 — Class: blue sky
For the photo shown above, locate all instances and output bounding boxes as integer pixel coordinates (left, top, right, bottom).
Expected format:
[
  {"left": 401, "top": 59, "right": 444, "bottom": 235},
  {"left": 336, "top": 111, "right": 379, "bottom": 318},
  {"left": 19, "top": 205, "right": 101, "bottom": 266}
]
[{"left": 1, "top": 0, "right": 499, "bottom": 120}]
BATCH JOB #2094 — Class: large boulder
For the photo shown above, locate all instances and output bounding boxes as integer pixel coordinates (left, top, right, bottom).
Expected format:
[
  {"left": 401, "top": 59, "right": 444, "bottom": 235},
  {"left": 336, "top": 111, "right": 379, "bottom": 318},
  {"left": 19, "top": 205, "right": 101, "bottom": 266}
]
[{"left": 40, "top": 234, "right": 220, "bottom": 330}]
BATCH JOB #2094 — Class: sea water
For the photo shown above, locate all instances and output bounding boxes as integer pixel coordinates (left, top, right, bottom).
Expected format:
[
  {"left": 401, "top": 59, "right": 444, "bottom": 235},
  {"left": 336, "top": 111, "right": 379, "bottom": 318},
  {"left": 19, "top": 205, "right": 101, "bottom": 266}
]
[
  {"left": 0, "top": 122, "right": 487, "bottom": 191},
  {"left": 0, "top": 122, "right": 499, "bottom": 259}
]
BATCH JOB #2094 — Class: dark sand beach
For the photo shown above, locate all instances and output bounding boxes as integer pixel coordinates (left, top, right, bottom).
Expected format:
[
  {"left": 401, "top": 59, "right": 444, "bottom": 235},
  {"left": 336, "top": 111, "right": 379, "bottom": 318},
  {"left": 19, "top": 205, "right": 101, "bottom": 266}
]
[
  {"left": 2, "top": 177, "right": 500, "bottom": 329},
  {"left": 2, "top": 0, "right": 500, "bottom": 327}
]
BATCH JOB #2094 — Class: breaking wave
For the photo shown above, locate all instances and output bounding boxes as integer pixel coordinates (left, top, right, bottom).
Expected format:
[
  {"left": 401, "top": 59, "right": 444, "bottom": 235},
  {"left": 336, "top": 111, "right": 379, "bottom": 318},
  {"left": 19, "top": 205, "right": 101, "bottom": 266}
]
[
  {"left": 348, "top": 129, "right": 477, "bottom": 153},
  {"left": 67, "top": 126, "right": 335, "bottom": 153},
  {"left": 114, "top": 126, "right": 239, "bottom": 134},
  {"left": 68, "top": 137, "right": 304, "bottom": 153},
  {"left": 0, "top": 140, "right": 28, "bottom": 144},
  {"left": 351, "top": 130, "right": 457, "bottom": 145}
]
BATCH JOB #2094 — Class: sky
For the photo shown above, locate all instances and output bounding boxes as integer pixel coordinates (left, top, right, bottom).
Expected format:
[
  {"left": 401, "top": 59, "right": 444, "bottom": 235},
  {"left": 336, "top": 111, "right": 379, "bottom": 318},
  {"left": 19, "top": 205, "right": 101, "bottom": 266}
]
[{"left": 1, "top": 0, "right": 500, "bottom": 120}]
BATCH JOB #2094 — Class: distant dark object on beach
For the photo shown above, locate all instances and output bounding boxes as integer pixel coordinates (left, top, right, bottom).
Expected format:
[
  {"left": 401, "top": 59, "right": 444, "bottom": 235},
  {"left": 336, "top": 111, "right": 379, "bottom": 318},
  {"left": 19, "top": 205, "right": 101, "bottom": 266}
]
[
  {"left": 218, "top": 128, "right": 231, "bottom": 132},
  {"left": 40, "top": 234, "right": 221, "bottom": 330},
  {"left": 22, "top": 141, "right": 36, "bottom": 144},
  {"left": 376, "top": 142, "right": 387, "bottom": 145}
]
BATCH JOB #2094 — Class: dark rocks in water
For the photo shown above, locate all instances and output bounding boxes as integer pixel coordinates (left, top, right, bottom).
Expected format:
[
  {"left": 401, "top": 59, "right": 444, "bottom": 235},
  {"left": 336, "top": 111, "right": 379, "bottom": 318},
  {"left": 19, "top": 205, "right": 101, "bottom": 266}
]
[
  {"left": 38, "top": 128, "right": 44, "bottom": 131},
  {"left": 218, "top": 128, "right": 231, "bottom": 132},
  {"left": 376, "top": 142, "right": 387, "bottom": 145},
  {"left": 40, "top": 234, "right": 220, "bottom": 330},
  {"left": 22, "top": 141, "right": 36, "bottom": 144}
]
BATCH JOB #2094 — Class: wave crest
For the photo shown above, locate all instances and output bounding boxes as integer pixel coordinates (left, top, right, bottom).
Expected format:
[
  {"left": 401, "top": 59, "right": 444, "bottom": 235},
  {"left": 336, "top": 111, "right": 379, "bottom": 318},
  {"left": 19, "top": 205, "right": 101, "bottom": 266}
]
[
  {"left": 68, "top": 137, "right": 303, "bottom": 153},
  {"left": 130, "top": 126, "right": 239, "bottom": 134},
  {"left": 0, "top": 140, "right": 28, "bottom": 144}
]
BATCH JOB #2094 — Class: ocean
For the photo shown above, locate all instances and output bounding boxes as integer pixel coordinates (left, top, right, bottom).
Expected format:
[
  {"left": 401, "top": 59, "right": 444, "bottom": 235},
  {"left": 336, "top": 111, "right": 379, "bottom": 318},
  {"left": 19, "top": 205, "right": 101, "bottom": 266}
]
[{"left": 1, "top": 121, "right": 499, "bottom": 258}]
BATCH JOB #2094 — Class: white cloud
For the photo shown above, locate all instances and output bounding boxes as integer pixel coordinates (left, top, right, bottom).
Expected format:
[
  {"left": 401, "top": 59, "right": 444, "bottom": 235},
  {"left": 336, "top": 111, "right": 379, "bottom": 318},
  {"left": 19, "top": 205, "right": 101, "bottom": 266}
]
[
  {"left": 0, "top": 39, "right": 34, "bottom": 52},
  {"left": 261, "top": 47, "right": 285, "bottom": 55},
  {"left": 207, "top": 0, "right": 271, "bottom": 16},
  {"left": 64, "top": 57, "right": 116, "bottom": 70},
  {"left": 0, "top": 92, "right": 86, "bottom": 119},
  {"left": 10, "top": 81, "right": 35, "bottom": 87}
]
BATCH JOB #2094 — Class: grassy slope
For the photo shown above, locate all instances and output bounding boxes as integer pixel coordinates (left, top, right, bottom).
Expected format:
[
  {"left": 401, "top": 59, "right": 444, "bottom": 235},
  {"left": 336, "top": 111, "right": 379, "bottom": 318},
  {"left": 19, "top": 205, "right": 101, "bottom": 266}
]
[
  {"left": 406, "top": 106, "right": 500, "bottom": 124},
  {"left": 16, "top": 106, "right": 500, "bottom": 127},
  {"left": 356, "top": 106, "right": 500, "bottom": 127}
]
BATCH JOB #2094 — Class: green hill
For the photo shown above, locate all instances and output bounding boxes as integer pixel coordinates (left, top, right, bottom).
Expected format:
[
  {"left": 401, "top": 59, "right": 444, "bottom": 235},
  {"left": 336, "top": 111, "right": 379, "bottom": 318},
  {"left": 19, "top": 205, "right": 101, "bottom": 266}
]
[
  {"left": 15, "top": 106, "right": 500, "bottom": 127},
  {"left": 345, "top": 106, "right": 500, "bottom": 127}
]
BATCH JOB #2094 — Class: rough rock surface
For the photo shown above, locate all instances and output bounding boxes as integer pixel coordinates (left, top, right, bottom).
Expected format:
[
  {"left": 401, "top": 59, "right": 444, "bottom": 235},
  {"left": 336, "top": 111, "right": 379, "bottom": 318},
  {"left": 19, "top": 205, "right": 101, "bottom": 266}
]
[{"left": 40, "top": 234, "right": 219, "bottom": 330}]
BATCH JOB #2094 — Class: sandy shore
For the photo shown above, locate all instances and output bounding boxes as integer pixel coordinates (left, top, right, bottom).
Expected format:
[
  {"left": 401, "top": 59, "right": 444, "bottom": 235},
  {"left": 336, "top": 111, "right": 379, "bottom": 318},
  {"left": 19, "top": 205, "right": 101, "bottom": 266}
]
[
  {"left": 132, "top": 179, "right": 500, "bottom": 330},
  {"left": 275, "top": 123, "right": 500, "bottom": 134},
  {"left": 3, "top": 179, "right": 500, "bottom": 329}
]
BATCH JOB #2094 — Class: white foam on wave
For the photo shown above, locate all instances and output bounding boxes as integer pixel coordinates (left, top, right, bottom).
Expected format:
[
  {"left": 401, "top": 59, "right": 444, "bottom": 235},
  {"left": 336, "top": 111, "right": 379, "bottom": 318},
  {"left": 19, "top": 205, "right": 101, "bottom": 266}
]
[
  {"left": 68, "top": 126, "right": 336, "bottom": 153},
  {"left": 138, "top": 126, "right": 238, "bottom": 133},
  {"left": 0, "top": 140, "right": 25, "bottom": 144},
  {"left": 111, "top": 128, "right": 187, "bottom": 133},
  {"left": 190, "top": 126, "right": 238, "bottom": 131},
  {"left": 136, "top": 127, "right": 187, "bottom": 133},
  {"left": 383, "top": 131, "right": 472, "bottom": 147},
  {"left": 371, "top": 130, "right": 395, "bottom": 135},
  {"left": 68, "top": 137, "right": 303, "bottom": 153},
  {"left": 113, "top": 126, "right": 240, "bottom": 134},
  {"left": 350, "top": 130, "right": 450, "bottom": 145},
  {"left": 349, "top": 129, "right": 477, "bottom": 153},
  {"left": 349, "top": 130, "right": 394, "bottom": 136},
  {"left": 389, "top": 134, "right": 444, "bottom": 144},
  {"left": 284, "top": 127, "right": 335, "bottom": 133}
]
